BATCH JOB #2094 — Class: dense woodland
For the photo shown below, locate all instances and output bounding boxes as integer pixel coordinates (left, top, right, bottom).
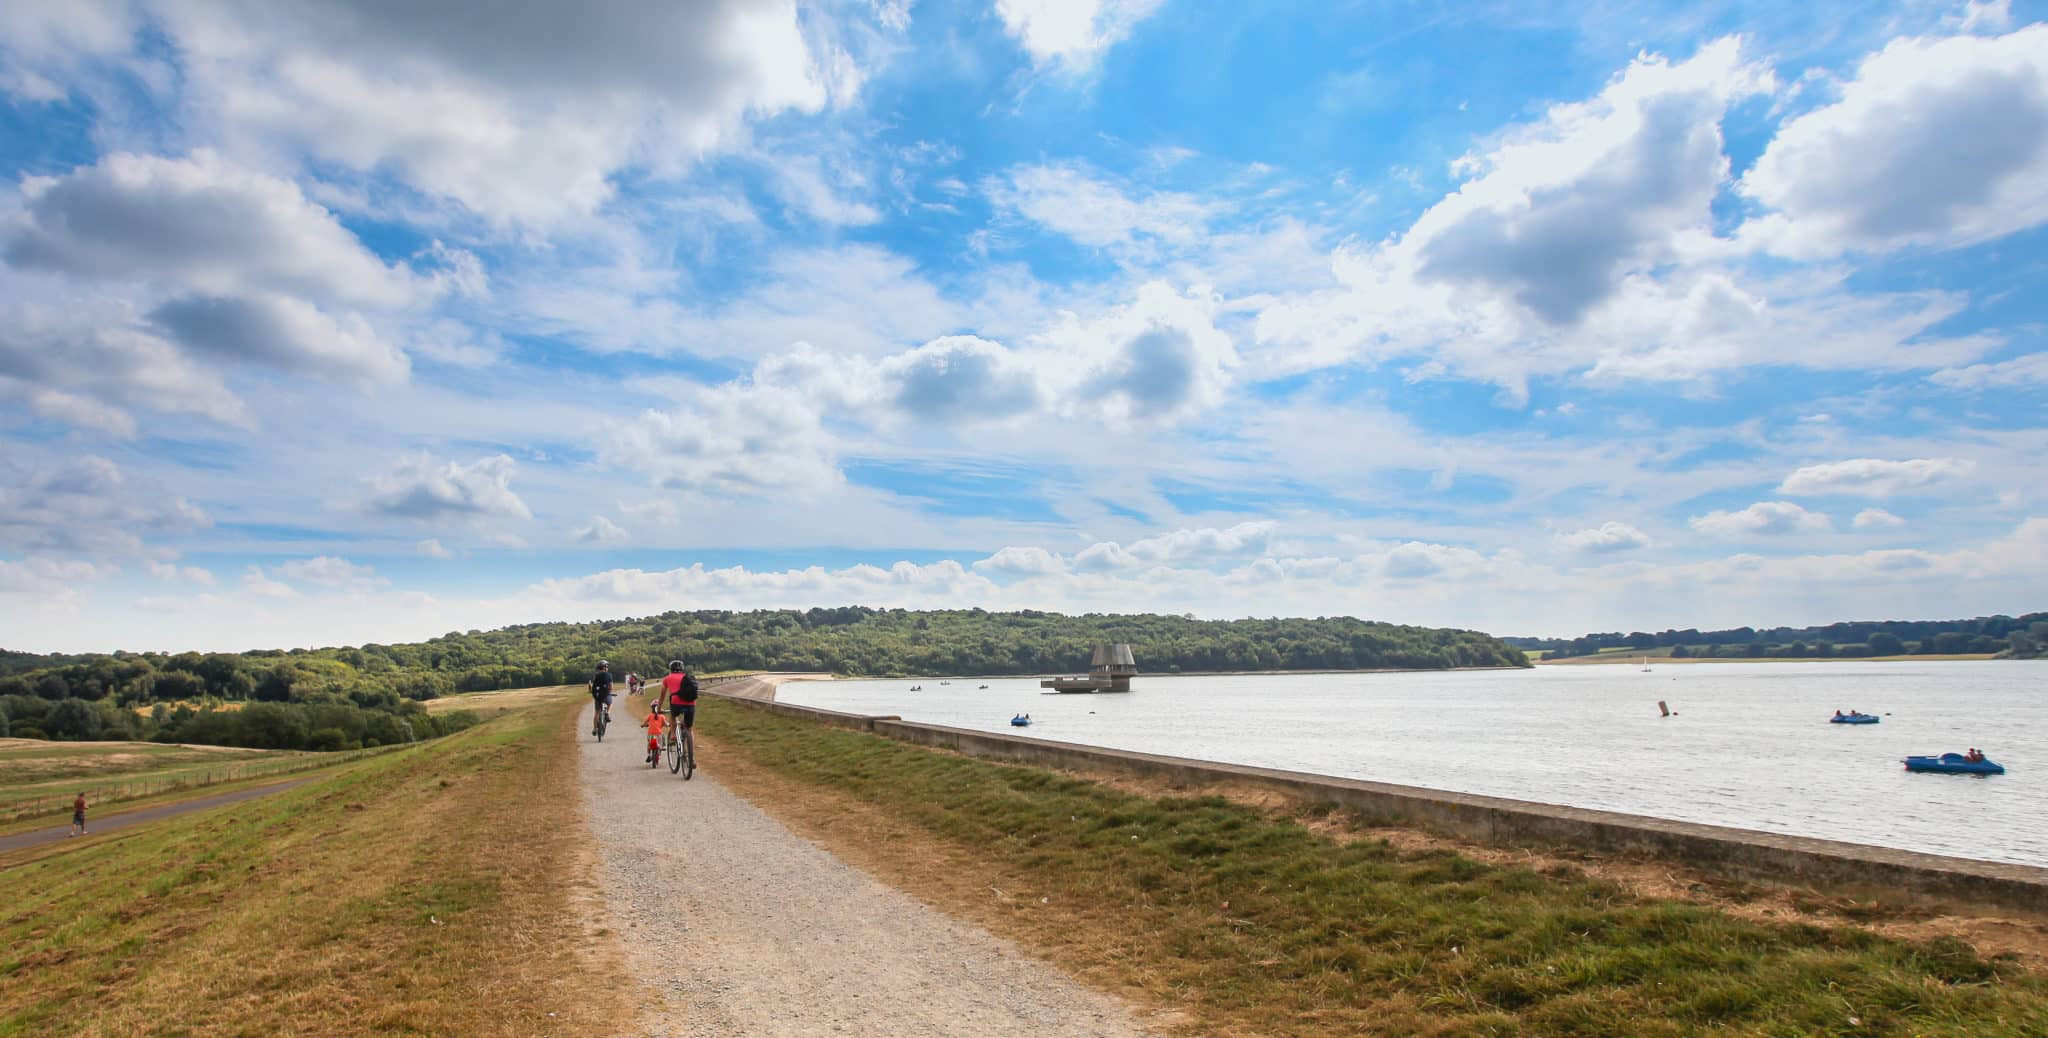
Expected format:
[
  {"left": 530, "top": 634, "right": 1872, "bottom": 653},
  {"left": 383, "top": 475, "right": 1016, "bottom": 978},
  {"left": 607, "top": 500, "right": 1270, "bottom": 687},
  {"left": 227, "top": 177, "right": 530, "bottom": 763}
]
[
  {"left": 1510, "top": 613, "right": 2048, "bottom": 659},
  {"left": 0, "top": 609, "right": 1525, "bottom": 747}
]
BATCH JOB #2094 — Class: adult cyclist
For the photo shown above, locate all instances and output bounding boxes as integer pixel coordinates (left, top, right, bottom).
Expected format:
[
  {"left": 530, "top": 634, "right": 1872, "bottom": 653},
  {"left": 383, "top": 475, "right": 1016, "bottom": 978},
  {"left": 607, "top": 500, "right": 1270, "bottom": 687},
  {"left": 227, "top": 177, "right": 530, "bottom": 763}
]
[
  {"left": 589, "top": 660, "right": 615, "bottom": 736},
  {"left": 661, "top": 659, "right": 699, "bottom": 738}
]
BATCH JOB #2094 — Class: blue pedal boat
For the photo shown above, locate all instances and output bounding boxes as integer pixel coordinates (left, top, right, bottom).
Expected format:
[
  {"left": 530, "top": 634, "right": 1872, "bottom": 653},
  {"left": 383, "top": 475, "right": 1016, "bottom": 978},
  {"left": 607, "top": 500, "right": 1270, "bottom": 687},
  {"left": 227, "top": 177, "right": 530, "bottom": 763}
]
[
  {"left": 1902, "top": 753, "right": 2004, "bottom": 775},
  {"left": 1010, "top": 715, "right": 1032, "bottom": 727},
  {"left": 1829, "top": 712, "right": 1880, "bottom": 724}
]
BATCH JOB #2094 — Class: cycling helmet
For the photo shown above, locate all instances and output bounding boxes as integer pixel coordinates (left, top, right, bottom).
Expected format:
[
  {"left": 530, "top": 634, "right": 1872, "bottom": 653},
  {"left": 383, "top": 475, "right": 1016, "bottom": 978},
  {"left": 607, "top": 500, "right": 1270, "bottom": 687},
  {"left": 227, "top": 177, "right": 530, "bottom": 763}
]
[
  {"left": 597, "top": 659, "right": 609, "bottom": 668},
  {"left": 668, "top": 660, "right": 685, "bottom": 672}
]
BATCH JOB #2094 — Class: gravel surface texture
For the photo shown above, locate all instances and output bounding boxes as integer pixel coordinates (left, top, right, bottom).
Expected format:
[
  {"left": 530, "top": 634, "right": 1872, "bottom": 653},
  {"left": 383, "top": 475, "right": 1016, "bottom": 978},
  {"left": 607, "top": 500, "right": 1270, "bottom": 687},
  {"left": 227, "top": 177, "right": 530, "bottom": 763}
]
[{"left": 577, "top": 700, "right": 1159, "bottom": 1038}]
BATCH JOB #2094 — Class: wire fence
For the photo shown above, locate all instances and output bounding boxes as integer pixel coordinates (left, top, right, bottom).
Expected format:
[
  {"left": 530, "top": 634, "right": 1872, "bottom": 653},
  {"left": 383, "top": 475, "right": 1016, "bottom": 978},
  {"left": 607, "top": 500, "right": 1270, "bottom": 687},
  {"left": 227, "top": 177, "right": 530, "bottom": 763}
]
[{"left": 1, "top": 744, "right": 402, "bottom": 825}]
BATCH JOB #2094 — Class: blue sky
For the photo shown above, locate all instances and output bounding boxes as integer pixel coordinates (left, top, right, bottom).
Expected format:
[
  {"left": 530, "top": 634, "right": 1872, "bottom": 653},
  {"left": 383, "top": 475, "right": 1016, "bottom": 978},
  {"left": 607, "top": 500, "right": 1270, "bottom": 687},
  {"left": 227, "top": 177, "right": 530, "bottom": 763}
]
[{"left": 3, "top": 0, "right": 2047, "bottom": 652}]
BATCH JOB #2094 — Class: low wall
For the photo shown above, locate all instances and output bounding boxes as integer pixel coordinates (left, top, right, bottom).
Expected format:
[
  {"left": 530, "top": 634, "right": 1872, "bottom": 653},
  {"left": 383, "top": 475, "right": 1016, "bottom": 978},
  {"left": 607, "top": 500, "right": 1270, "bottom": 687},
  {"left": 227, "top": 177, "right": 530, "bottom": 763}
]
[{"left": 705, "top": 688, "right": 2048, "bottom": 916}]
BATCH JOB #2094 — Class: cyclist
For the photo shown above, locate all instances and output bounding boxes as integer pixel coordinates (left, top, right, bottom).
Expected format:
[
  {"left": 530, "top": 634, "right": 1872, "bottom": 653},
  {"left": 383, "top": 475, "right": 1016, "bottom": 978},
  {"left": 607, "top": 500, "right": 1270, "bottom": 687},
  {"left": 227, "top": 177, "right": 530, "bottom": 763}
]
[
  {"left": 640, "top": 701, "right": 667, "bottom": 767},
  {"left": 589, "top": 660, "right": 615, "bottom": 735},
  {"left": 661, "top": 659, "right": 699, "bottom": 738}
]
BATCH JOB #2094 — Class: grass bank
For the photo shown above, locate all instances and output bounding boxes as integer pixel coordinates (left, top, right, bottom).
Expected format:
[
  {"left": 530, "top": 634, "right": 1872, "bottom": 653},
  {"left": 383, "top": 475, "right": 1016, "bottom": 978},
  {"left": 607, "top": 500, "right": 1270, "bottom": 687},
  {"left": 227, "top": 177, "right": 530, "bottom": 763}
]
[
  {"left": 705, "top": 703, "right": 2048, "bottom": 1038},
  {"left": 0, "top": 692, "right": 619, "bottom": 1037},
  {"left": 0, "top": 739, "right": 386, "bottom": 831}
]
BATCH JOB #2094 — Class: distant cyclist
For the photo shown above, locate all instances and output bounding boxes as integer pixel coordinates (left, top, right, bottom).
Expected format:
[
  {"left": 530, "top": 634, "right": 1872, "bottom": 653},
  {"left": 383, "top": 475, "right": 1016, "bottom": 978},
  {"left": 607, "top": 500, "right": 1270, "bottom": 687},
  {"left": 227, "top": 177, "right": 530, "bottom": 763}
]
[
  {"left": 589, "top": 660, "right": 615, "bottom": 735},
  {"left": 662, "top": 659, "right": 699, "bottom": 735}
]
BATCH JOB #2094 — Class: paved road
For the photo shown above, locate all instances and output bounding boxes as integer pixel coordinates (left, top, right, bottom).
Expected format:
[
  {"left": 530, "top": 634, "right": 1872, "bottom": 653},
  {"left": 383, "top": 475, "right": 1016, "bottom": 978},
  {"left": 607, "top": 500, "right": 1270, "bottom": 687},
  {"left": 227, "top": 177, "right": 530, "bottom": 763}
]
[
  {"left": 577, "top": 701, "right": 1157, "bottom": 1038},
  {"left": 0, "top": 780, "right": 310, "bottom": 856}
]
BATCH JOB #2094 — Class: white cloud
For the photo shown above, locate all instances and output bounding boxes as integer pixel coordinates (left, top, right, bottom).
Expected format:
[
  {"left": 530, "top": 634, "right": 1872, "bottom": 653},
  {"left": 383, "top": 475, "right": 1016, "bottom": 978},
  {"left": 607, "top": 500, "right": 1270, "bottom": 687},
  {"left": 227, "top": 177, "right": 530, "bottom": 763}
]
[
  {"left": 147, "top": 561, "right": 216, "bottom": 585},
  {"left": 1689, "top": 500, "right": 1831, "bottom": 537},
  {"left": 6, "top": 151, "right": 417, "bottom": 307},
  {"left": 1036, "top": 281, "right": 1239, "bottom": 426},
  {"left": 0, "top": 556, "right": 110, "bottom": 606},
  {"left": 986, "top": 161, "right": 1212, "bottom": 251},
  {"left": 876, "top": 335, "right": 1042, "bottom": 423},
  {"left": 1123, "top": 521, "right": 1275, "bottom": 563},
  {"left": 366, "top": 453, "right": 532, "bottom": 521},
  {"left": 973, "top": 545, "right": 1068, "bottom": 577},
  {"left": 1929, "top": 352, "right": 2048, "bottom": 390},
  {"left": 1248, "top": 36, "right": 2017, "bottom": 398},
  {"left": 576, "top": 516, "right": 630, "bottom": 545},
  {"left": 1778, "top": 457, "right": 1974, "bottom": 497},
  {"left": 0, "top": 293, "right": 250, "bottom": 431},
  {"left": 1410, "top": 37, "right": 1771, "bottom": 326},
  {"left": 0, "top": 455, "right": 210, "bottom": 556},
  {"left": 1740, "top": 25, "right": 2048, "bottom": 257},
  {"left": 417, "top": 538, "right": 455, "bottom": 559},
  {"left": 148, "top": 292, "right": 408, "bottom": 385},
  {"left": 1554, "top": 521, "right": 1652, "bottom": 554},
  {"left": 240, "top": 565, "right": 298, "bottom": 599},
  {"left": 1853, "top": 508, "right": 1906, "bottom": 530},
  {"left": 273, "top": 555, "right": 383, "bottom": 588},
  {"left": 995, "top": 0, "right": 1164, "bottom": 72},
  {"left": 146, "top": 0, "right": 869, "bottom": 225},
  {"left": 607, "top": 384, "right": 841, "bottom": 497}
]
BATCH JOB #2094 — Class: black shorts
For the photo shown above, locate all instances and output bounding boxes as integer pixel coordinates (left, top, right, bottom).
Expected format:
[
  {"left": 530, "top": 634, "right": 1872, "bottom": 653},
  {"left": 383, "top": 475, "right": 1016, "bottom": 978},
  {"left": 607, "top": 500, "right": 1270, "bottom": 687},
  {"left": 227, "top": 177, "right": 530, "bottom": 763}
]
[
  {"left": 668, "top": 703, "right": 696, "bottom": 729},
  {"left": 73, "top": 811, "right": 85, "bottom": 825}
]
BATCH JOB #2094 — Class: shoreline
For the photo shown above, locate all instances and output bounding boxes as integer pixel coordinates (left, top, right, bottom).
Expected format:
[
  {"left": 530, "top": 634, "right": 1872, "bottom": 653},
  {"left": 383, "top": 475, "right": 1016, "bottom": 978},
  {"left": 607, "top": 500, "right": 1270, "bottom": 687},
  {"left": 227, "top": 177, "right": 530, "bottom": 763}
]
[{"left": 1535, "top": 652, "right": 2011, "bottom": 666}]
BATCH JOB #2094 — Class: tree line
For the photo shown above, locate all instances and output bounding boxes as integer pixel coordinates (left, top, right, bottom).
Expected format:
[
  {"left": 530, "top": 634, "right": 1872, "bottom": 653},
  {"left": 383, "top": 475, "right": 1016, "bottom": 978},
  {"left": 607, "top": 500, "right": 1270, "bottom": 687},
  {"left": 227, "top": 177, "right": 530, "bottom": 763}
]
[
  {"left": 1509, "top": 613, "right": 2048, "bottom": 659},
  {"left": 0, "top": 608, "right": 1527, "bottom": 749}
]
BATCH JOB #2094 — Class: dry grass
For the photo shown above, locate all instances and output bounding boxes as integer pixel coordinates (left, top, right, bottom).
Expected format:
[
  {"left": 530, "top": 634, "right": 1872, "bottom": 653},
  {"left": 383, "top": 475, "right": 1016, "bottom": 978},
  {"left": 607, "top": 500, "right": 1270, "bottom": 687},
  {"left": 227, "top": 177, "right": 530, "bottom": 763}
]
[
  {"left": 423, "top": 683, "right": 581, "bottom": 717},
  {"left": 0, "top": 740, "right": 322, "bottom": 826},
  {"left": 0, "top": 697, "right": 624, "bottom": 1037}
]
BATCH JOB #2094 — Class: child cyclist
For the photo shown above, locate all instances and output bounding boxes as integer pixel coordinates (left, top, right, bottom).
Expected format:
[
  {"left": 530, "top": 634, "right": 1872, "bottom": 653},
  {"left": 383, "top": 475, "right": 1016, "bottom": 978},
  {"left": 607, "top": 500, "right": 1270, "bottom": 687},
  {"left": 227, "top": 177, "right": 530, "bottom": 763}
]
[{"left": 640, "top": 701, "right": 668, "bottom": 768}]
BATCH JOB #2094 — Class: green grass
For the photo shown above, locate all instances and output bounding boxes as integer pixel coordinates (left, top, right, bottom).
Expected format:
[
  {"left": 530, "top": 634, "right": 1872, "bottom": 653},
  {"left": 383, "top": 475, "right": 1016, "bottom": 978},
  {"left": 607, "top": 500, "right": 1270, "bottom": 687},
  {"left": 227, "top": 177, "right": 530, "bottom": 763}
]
[
  {"left": 0, "top": 739, "right": 405, "bottom": 830},
  {"left": 711, "top": 704, "right": 2048, "bottom": 1038},
  {"left": 0, "top": 695, "right": 615, "bottom": 1036}
]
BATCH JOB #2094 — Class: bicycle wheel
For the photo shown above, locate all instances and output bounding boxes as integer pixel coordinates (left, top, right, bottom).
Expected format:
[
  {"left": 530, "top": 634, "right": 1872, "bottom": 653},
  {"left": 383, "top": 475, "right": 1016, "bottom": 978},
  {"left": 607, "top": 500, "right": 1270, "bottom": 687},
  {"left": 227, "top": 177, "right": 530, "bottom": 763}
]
[
  {"left": 680, "top": 728, "right": 695, "bottom": 780},
  {"left": 595, "top": 705, "right": 606, "bottom": 741},
  {"left": 666, "top": 730, "right": 682, "bottom": 774}
]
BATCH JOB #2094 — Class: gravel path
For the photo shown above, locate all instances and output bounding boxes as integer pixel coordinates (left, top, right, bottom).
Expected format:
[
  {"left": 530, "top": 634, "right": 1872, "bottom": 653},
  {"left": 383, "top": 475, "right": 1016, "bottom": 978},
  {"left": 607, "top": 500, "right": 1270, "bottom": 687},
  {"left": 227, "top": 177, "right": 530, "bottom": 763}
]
[{"left": 576, "top": 701, "right": 1159, "bottom": 1038}]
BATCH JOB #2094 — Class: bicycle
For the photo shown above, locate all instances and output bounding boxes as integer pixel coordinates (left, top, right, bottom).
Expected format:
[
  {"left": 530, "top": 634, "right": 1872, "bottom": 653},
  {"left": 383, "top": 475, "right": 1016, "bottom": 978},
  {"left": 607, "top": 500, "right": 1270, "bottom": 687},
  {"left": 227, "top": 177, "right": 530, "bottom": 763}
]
[
  {"left": 592, "top": 694, "right": 611, "bottom": 742},
  {"left": 664, "top": 722, "right": 695, "bottom": 779}
]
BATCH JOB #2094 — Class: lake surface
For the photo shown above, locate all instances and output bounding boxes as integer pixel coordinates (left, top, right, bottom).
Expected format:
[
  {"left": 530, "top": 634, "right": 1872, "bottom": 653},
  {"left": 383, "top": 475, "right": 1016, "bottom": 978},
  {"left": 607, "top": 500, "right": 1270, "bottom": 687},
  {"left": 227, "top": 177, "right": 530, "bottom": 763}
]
[{"left": 776, "top": 661, "right": 2048, "bottom": 868}]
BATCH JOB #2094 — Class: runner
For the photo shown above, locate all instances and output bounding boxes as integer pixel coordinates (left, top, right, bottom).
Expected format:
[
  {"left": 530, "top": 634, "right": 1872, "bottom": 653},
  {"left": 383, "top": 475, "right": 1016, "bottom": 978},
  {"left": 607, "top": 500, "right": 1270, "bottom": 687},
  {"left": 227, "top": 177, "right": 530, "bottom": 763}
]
[{"left": 70, "top": 791, "right": 86, "bottom": 836}]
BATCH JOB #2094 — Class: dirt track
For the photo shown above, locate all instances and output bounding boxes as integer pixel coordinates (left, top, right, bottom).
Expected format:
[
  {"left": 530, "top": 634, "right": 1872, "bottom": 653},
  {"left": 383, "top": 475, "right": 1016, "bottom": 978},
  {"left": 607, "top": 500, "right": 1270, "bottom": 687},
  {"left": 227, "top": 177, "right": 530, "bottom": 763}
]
[{"left": 576, "top": 696, "right": 1156, "bottom": 1038}]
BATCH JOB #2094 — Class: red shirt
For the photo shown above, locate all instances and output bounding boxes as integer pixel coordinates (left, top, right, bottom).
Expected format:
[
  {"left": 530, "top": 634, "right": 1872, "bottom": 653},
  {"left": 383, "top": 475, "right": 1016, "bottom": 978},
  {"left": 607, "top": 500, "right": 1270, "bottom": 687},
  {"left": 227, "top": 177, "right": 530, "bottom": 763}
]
[{"left": 662, "top": 672, "right": 697, "bottom": 706}]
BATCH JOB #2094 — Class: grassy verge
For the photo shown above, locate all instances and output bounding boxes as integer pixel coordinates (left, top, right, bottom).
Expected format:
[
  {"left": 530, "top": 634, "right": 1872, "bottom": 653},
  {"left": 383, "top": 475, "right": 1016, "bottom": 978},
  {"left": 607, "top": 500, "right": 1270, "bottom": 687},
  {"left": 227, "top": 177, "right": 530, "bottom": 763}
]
[
  {"left": 0, "top": 692, "right": 620, "bottom": 1037},
  {"left": 705, "top": 703, "right": 2048, "bottom": 1038},
  {"left": 0, "top": 739, "right": 408, "bottom": 832}
]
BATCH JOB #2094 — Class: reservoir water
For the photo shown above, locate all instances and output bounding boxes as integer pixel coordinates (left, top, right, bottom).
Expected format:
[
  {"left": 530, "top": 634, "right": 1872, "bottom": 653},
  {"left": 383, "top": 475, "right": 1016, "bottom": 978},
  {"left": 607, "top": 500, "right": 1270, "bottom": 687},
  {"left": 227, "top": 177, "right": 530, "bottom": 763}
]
[{"left": 775, "top": 660, "right": 2048, "bottom": 868}]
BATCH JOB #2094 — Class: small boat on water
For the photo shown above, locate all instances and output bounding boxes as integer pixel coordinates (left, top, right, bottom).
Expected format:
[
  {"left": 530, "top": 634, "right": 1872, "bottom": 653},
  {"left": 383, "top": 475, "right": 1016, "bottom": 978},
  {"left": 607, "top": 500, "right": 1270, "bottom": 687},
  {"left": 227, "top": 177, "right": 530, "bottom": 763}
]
[
  {"left": 1010, "top": 714, "right": 1032, "bottom": 727},
  {"left": 909, "top": 684, "right": 922, "bottom": 691},
  {"left": 977, "top": 684, "right": 989, "bottom": 689},
  {"left": 1903, "top": 753, "right": 2004, "bottom": 775},
  {"left": 1829, "top": 712, "right": 1880, "bottom": 725}
]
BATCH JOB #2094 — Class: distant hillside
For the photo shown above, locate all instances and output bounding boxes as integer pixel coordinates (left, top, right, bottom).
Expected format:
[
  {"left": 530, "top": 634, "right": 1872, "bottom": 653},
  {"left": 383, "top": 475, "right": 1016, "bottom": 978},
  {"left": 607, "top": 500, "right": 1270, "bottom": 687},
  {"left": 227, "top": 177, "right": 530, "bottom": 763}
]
[
  {"left": 3, "top": 609, "right": 1528, "bottom": 714},
  {"left": 1508, "top": 613, "right": 2048, "bottom": 660}
]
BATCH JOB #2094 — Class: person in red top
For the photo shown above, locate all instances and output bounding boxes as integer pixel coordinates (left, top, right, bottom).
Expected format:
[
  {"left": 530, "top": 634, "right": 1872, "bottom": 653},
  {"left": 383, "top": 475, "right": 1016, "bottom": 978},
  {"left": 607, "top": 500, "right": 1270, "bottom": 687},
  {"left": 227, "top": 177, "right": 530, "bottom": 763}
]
[
  {"left": 662, "top": 659, "right": 699, "bottom": 734},
  {"left": 640, "top": 703, "right": 668, "bottom": 767},
  {"left": 71, "top": 792, "right": 86, "bottom": 836}
]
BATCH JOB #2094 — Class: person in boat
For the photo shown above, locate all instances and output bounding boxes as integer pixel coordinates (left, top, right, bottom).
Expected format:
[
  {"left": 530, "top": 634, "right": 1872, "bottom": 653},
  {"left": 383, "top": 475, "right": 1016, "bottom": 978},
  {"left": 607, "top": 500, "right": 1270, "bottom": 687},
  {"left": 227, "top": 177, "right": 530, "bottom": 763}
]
[
  {"left": 1834, "top": 710, "right": 1843, "bottom": 718},
  {"left": 1966, "top": 748, "right": 1984, "bottom": 763}
]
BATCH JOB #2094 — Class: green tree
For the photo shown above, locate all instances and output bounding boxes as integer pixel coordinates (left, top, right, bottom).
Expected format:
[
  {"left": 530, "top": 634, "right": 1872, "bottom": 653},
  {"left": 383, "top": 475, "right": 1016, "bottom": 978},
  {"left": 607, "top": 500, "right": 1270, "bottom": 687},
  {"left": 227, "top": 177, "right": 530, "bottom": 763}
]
[
  {"left": 1867, "top": 632, "right": 1905, "bottom": 656},
  {"left": 45, "top": 698, "right": 103, "bottom": 740}
]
